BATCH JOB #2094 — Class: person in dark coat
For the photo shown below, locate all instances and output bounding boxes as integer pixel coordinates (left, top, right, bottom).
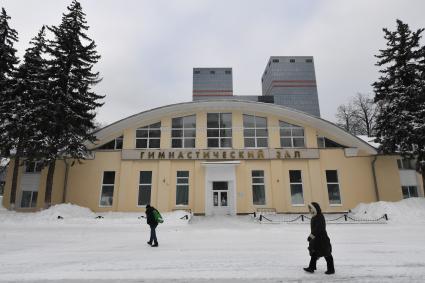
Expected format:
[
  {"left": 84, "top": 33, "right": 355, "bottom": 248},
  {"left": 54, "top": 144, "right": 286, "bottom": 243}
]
[
  {"left": 145, "top": 204, "right": 159, "bottom": 247},
  {"left": 304, "top": 202, "right": 335, "bottom": 274}
]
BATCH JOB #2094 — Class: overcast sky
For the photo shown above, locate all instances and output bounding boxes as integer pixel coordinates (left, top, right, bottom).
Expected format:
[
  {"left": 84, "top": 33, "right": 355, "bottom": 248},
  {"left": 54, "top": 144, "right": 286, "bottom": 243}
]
[{"left": 2, "top": 0, "right": 425, "bottom": 125}]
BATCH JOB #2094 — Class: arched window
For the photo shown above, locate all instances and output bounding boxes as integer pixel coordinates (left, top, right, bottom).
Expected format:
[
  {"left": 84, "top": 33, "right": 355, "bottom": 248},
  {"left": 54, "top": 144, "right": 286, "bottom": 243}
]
[
  {"left": 279, "top": 121, "right": 305, "bottom": 148},
  {"left": 243, "top": 114, "right": 268, "bottom": 148},
  {"left": 136, "top": 122, "right": 161, "bottom": 148},
  {"left": 171, "top": 115, "right": 196, "bottom": 148}
]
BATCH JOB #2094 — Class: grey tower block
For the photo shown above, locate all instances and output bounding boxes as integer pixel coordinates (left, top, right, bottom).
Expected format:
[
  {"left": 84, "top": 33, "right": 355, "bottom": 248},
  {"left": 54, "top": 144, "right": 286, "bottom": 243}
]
[
  {"left": 261, "top": 56, "right": 321, "bottom": 116},
  {"left": 192, "top": 68, "right": 233, "bottom": 100}
]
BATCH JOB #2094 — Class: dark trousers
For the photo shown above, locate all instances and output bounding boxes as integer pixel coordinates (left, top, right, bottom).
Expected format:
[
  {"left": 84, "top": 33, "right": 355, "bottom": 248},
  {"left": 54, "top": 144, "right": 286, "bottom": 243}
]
[
  {"left": 309, "top": 255, "right": 334, "bottom": 272},
  {"left": 149, "top": 224, "right": 158, "bottom": 244}
]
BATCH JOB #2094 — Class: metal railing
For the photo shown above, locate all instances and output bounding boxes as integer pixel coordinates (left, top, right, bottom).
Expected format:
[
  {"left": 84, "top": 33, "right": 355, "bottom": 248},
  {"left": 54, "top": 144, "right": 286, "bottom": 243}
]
[{"left": 253, "top": 212, "right": 388, "bottom": 224}]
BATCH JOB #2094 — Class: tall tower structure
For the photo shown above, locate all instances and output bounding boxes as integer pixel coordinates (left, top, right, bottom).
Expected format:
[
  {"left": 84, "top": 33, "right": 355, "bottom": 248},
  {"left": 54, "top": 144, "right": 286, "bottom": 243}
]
[
  {"left": 192, "top": 68, "right": 233, "bottom": 101},
  {"left": 261, "top": 56, "right": 321, "bottom": 116}
]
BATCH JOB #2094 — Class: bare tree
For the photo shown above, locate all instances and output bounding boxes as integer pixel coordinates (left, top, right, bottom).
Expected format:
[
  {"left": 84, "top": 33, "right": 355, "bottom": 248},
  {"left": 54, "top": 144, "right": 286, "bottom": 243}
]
[
  {"left": 335, "top": 93, "right": 378, "bottom": 137},
  {"left": 335, "top": 103, "right": 359, "bottom": 134},
  {"left": 352, "top": 93, "right": 378, "bottom": 137}
]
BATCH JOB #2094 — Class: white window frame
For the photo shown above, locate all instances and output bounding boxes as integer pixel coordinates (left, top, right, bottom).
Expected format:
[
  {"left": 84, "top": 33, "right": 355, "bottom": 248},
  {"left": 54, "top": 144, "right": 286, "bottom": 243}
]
[
  {"left": 252, "top": 170, "right": 266, "bottom": 206},
  {"left": 207, "top": 113, "right": 232, "bottom": 148},
  {"left": 243, "top": 114, "right": 268, "bottom": 148},
  {"left": 135, "top": 122, "right": 161, "bottom": 149},
  {"left": 289, "top": 170, "right": 304, "bottom": 206},
  {"left": 138, "top": 171, "right": 152, "bottom": 207},
  {"left": 171, "top": 115, "right": 196, "bottom": 148},
  {"left": 279, "top": 121, "right": 305, "bottom": 148},
  {"left": 24, "top": 160, "right": 43, "bottom": 173},
  {"left": 176, "top": 171, "right": 189, "bottom": 206},
  {"left": 98, "top": 136, "right": 123, "bottom": 150},
  {"left": 397, "top": 159, "right": 414, "bottom": 170},
  {"left": 326, "top": 170, "right": 342, "bottom": 206},
  {"left": 402, "top": 186, "right": 418, "bottom": 199},
  {"left": 20, "top": 190, "right": 38, "bottom": 208},
  {"left": 99, "top": 171, "right": 115, "bottom": 207}
]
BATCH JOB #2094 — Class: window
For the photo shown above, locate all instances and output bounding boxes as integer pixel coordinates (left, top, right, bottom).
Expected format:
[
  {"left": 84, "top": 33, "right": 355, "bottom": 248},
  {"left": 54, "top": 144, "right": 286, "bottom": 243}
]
[
  {"left": 100, "top": 171, "right": 115, "bottom": 207},
  {"left": 290, "top": 59, "right": 295, "bottom": 63},
  {"left": 252, "top": 170, "right": 266, "bottom": 205},
  {"left": 306, "top": 59, "right": 313, "bottom": 63},
  {"left": 98, "top": 136, "right": 123, "bottom": 150},
  {"left": 225, "top": 70, "right": 232, "bottom": 74},
  {"left": 172, "top": 115, "right": 196, "bottom": 148},
  {"left": 136, "top": 122, "right": 161, "bottom": 148},
  {"left": 272, "top": 59, "right": 279, "bottom": 63},
  {"left": 194, "top": 70, "right": 200, "bottom": 74},
  {"left": 207, "top": 113, "right": 232, "bottom": 148},
  {"left": 326, "top": 170, "right": 341, "bottom": 205},
  {"left": 289, "top": 170, "right": 304, "bottom": 205},
  {"left": 138, "top": 171, "right": 152, "bottom": 206},
  {"left": 397, "top": 159, "right": 414, "bottom": 170},
  {"left": 402, "top": 186, "right": 418, "bottom": 199},
  {"left": 176, "top": 171, "right": 189, "bottom": 205},
  {"left": 243, "top": 115, "right": 268, "bottom": 148},
  {"left": 280, "top": 121, "right": 305, "bottom": 148},
  {"left": 20, "top": 191, "right": 38, "bottom": 208},
  {"left": 317, "top": 136, "right": 345, "bottom": 148},
  {"left": 210, "top": 70, "right": 215, "bottom": 74},
  {"left": 24, "top": 161, "right": 43, "bottom": 173}
]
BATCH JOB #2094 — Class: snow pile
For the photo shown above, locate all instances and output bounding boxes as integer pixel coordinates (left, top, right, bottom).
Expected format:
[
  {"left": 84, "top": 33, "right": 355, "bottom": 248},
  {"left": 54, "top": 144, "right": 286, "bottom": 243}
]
[
  {"left": 35, "top": 203, "right": 95, "bottom": 220},
  {"left": 357, "top": 135, "right": 380, "bottom": 148},
  {"left": 351, "top": 197, "right": 425, "bottom": 223}
]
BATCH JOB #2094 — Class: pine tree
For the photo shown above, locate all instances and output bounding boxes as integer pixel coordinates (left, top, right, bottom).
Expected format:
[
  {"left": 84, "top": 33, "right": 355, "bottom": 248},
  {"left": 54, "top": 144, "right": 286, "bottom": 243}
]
[
  {"left": 6, "top": 27, "right": 50, "bottom": 207},
  {"left": 0, "top": 7, "right": 19, "bottom": 156},
  {"left": 43, "top": 0, "right": 104, "bottom": 205},
  {"left": 0, "top": 7, "right": 19, "bottom": 205},
  {"left": 373, "top": 19, "right": 425, "bottom": 173}
]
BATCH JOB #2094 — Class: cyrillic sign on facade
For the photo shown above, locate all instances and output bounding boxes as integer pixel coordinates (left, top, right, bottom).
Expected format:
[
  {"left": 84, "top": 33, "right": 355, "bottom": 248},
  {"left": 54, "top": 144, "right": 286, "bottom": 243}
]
[{"left": 121, "top": 148, "right": 319, "bottom": 160}]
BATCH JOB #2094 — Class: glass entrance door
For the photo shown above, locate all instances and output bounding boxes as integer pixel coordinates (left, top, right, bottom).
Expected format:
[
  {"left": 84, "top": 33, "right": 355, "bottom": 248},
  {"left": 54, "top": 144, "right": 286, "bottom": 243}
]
[{"left": 212, "top": 181, "right": 229, "bottom": 214}]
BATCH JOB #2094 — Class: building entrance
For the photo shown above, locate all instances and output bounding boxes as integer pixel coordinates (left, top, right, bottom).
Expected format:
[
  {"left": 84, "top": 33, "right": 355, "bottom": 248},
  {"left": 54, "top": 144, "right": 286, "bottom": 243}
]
[
  {"left": 212, "top": 181, "right": 229, "bottom": 215},
  {"left": 203, "top": 161, "right": 239, "bottom": 216}
]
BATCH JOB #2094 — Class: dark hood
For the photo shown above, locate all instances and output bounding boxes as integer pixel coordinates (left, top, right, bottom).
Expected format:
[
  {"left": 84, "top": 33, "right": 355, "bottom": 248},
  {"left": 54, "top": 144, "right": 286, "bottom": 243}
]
[{"left": 311, "top": 202, "right": 322, "bottom": 214}]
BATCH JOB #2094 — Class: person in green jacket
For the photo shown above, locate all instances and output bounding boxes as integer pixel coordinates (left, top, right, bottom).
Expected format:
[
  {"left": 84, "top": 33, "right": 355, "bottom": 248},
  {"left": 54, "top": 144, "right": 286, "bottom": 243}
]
[{"left": 145, "top": 204, "right": 160, "bottom": 247}]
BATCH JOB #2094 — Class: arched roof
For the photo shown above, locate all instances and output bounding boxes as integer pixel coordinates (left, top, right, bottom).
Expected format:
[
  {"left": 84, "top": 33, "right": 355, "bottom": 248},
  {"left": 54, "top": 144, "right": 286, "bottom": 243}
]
[{"left": 92, "top": 100, "right": 377, "bottom": 154}]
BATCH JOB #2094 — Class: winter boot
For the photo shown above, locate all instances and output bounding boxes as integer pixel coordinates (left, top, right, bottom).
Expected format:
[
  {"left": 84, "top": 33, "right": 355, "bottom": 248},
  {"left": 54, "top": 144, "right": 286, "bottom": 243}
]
[
  {"left": 151, "top": 243, "right": 159, "bottom": 247},
  {"left": 303, "top": 267, "right": 315, "bottom": 273},
  {"left": 147, "top": 241, "right": 152, "bottom": 245},
  {"left": 325, "top": 256, "right": 335, "bottom": 274}
]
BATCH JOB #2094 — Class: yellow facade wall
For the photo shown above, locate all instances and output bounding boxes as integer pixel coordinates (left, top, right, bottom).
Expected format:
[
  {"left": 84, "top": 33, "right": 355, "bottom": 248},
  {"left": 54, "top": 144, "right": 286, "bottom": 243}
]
[
  {"left": 375, "top": 155, "right": 403, "bottom": 201},
  {"left": 3, "top": 110, "right": 422, "bottom": 214}
]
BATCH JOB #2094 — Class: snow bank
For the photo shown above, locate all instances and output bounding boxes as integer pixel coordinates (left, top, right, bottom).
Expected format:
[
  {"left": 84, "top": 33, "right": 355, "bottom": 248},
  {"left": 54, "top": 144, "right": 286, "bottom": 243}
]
[
  {"left": 35, "top": 203, "right": 95, "bottom": 220},
  {"left": 351, "top": 198, "right": 425, "bottom": 223}
]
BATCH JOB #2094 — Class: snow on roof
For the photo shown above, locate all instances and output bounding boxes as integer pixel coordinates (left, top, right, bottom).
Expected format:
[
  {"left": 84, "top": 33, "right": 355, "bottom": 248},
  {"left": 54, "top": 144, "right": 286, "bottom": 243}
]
[{"left": 357, "top": 135, "right": 380, "bottom": 149}]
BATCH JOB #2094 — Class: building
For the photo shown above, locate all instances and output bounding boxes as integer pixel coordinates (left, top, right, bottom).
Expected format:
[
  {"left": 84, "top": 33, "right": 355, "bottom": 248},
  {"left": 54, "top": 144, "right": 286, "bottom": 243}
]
[
  {"left": 261, "top": 56, "right": 321, "bottom": 116},
  {"left": 2, "top": 100, "right": 423, "bottom": 214},
  {"left": 193, "top": 56, "right": 321, "bottom": 117},
  {"left": 192, "top": 68, "right": 233, "bottom": 100}
]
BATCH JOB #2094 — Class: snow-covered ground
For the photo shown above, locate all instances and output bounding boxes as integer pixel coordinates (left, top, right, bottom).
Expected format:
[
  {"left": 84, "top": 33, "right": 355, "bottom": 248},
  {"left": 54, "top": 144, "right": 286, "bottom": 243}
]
[{"left": 1, "top": 199, "right": 425, "bottom": 282}]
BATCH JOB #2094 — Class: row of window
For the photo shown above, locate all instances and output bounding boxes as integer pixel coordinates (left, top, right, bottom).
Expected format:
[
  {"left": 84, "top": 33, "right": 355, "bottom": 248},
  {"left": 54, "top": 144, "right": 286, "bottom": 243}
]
[
  {"left": 98, "top": 170, "right": 343, "bottom": 207},
  {"left": 193, "top": 70, "right": 232, "bottom": 75},
  {"left": 99, "top": 113, "right": 308, "bottom": 150},
  {"left": 269, "top": 58, "right": 313, "bottom": 65}
]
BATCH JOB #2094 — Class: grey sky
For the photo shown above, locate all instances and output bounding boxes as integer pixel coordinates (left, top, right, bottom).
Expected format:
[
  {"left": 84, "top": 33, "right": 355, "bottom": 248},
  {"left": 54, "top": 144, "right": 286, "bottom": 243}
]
[{"left": 2, "top": 0, "right": 425, "bottom": 125}]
